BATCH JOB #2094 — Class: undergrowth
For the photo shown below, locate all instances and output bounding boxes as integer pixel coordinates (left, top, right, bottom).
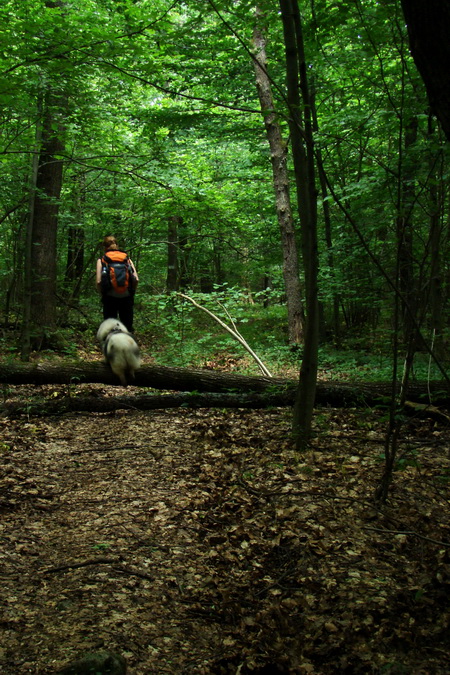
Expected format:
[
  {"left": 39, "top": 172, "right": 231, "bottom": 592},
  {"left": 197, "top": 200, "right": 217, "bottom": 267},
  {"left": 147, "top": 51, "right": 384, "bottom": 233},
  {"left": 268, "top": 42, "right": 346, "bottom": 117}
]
[{"left": 1, "top": 291, "right": 447, "bottom": 382}]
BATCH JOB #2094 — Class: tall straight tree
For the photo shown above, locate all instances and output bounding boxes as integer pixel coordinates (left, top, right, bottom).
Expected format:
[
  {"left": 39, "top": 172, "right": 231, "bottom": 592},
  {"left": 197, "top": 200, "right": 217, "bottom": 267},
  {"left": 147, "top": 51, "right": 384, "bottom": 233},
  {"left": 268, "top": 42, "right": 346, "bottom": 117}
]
[
  {"left": 20, "top": 98, "right": 43, "bottom": 361},
  {"left": 252, "top": 8, "right": 305, "bottom": 345},
  {"left": 28, "top": 93, "right": 64, "bottom": 344},
  {"left": 279, "top": 0, "right": 319, "bottom": 449},
  {"left": 21, "top": 93, "right": 65, "bottom": 356},
  {"left": 166, "top": 215, "right": 180, "bottom": 292},
  {"left": 20, "top": 0, "right": 67, "bottom": 354},
  {"left": 65, "top": 173, "right": 86, "bottom": 301}
]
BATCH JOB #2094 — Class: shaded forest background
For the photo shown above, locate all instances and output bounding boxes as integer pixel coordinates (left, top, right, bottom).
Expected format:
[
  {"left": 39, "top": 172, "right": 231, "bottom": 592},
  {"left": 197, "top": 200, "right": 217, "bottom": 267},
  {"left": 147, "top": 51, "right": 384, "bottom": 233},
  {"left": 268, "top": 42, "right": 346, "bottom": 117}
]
[{"left": 0, "top": 0, "right": 448, "bottom": 357}]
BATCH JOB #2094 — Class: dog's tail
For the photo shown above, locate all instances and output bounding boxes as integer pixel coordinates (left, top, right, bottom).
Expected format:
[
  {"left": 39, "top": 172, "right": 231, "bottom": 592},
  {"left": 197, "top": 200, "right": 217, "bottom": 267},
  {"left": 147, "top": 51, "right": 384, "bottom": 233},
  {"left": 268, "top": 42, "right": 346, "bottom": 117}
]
[{"left": 108, "top": 336, "right": 141, "bottom": 386}]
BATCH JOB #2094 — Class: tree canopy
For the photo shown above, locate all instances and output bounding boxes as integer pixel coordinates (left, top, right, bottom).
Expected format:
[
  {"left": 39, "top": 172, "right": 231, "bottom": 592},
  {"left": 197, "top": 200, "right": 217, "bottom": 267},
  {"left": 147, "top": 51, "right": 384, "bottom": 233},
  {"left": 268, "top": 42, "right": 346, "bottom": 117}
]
[{"left": 1, "top": 0, "right": 447, "bottom": 320}]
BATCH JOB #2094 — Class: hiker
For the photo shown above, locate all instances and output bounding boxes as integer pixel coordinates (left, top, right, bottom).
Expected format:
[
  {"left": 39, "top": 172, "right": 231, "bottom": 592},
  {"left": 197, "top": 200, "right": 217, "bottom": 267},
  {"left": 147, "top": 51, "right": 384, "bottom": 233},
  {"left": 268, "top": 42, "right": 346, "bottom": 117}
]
[{"left": 96, "top": 235, "right": 139, "bottom": 333}]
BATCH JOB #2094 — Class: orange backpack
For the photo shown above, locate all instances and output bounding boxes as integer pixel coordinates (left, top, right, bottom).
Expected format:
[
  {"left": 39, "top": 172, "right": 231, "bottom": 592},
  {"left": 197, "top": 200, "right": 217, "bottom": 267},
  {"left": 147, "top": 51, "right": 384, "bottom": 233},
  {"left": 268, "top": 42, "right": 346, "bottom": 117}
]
[{"left": 100, "top": 250, "right": 134, "bottom": 297}]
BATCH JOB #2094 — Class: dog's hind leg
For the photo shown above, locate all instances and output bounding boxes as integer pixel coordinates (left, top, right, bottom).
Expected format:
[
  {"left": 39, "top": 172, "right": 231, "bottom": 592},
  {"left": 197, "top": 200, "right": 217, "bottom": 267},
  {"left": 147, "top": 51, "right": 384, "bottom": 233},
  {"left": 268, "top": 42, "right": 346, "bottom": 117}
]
[{"left": 106, "top": 344, "right": 129, "bottom": 386}]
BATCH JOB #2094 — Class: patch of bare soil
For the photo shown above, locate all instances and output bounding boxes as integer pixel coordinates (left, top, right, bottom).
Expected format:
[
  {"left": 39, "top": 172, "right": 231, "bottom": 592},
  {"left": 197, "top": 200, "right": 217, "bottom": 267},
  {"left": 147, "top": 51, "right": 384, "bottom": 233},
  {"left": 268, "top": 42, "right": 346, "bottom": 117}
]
[{"left": 1, "top": 398, "right": 449, "bottom": 674}]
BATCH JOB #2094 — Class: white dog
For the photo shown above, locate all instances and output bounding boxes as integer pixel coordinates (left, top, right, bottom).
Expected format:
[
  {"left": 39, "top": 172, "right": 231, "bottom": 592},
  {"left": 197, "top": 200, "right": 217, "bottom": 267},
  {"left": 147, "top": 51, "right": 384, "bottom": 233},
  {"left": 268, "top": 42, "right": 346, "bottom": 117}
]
[{"left": 96, "top": 318, "right": 141, "bottom": 386}]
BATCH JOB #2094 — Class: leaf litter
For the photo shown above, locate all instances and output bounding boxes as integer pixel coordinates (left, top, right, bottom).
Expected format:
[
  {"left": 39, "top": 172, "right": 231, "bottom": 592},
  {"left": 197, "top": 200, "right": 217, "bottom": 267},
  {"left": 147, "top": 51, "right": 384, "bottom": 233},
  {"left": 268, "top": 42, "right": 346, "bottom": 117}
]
[{"left": 0, "top": 399, "right": 449, "bottom": 674}]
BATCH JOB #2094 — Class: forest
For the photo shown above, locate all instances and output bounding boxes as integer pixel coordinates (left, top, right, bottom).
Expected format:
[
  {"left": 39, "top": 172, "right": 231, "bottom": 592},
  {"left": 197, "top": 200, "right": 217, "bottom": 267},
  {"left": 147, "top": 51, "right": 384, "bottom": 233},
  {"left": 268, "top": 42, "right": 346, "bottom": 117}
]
[{"left": 1, "top": 0, "right": 449, "bottom": 673}]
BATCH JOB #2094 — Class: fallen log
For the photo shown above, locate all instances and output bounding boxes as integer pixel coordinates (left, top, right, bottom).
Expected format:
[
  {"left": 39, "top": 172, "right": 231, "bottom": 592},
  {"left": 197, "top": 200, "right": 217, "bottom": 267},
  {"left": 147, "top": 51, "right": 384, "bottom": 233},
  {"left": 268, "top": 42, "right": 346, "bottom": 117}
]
[
  {"left": 0, "top": 360, "right": 286, "bottom": 392},
  {"left": 0, "top": 360, "right": 448, "bottom": 412},
  {"left": 1, "top": 391, "right": 296, "bottom": 416},
  {"left": 2, "top": 388, "right": 449, "bottom": 418}
]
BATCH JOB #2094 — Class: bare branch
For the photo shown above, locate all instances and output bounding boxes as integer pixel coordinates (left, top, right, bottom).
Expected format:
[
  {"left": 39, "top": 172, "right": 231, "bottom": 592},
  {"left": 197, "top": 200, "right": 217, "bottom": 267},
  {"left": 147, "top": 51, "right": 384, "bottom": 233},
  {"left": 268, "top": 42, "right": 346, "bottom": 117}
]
[{"left": 177, "top": 293, "right": 273, "bottom": 377}]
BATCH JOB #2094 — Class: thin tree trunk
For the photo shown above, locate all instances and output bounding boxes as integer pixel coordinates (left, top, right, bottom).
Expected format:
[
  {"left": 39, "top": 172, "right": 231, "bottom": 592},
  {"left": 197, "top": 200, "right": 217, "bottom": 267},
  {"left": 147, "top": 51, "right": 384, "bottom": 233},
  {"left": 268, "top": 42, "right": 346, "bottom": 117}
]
[
  {"left": 397, "top": 115, "right": 418, "bottom": 345},
  {"left": 65, "top": 173, "right": 86, "bottom": 300},
  {"left": 427, "top": 141, "right": 444, "bottom": 357},
  {"left": 279, "top": 0, "right": 320, "bottom": 449},
  {"left": 20, "top": 98, "right": 43, "bottom": 360},
  {"left": 166, "top": 215, "right": 179, "bottom": 292},
  {"left": 65, "top": 227, "right": 85, "bottom": 297},
  {"left": 178, "top": 219, "right": 191, "bottom": 289},
  {"left": 252, "top": 9, "right": 305, "bottom": 345},
  {"left": 213, "top": 237, "right": 225, "bottom": 286},
  {"left": 377, "top": 98, "right": 418, "bottom": 502},
  {"left": 311, "top": 84, "right": 341, "bottom": 346}
]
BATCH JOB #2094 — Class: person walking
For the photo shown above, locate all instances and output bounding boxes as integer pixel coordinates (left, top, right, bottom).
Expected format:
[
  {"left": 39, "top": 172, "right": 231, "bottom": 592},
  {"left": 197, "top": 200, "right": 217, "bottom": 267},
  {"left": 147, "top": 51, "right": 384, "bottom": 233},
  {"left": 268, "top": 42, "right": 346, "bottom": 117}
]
[{"left": 96, "top": 235, "right": 139, "bottom": 333}]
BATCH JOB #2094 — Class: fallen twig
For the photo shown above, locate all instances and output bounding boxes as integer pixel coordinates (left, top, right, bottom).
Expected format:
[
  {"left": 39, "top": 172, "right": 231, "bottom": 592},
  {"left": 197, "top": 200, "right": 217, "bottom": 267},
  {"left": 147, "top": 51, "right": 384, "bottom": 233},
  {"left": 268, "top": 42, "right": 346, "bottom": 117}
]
[
  {"left": 43, "top": 557, "right": 120, "bottom": 573},
  {"left": 363, "top": 526, "right": 450, "bottom": 547},
  {"left": 113, "top": 565, "right": 154, "bottom": 581}
]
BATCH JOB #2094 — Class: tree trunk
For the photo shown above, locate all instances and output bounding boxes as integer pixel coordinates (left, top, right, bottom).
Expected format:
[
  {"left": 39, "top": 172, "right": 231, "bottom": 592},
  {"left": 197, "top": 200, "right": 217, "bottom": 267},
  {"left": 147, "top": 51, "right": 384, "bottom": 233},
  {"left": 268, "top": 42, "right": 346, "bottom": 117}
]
[
  {"left": 280, "top": 0, "right": 320, "bottom": 449},
  {"left": 396, "top": 115, "right": 418, "bottom": 345},
  {"left": 400, "top": 0, "right": 450, "bottom": 142},
  {"left": 29, "top": 93, "right": 65, "bottom": 342},
  {"left": 20, "top": 97, "right": 43, "bottom": 361},
  {"left": 1, "top": 392, "right": 294, "bottom": 417},
  {"left": 0, "top": 360, "right": 284, "bottom": 391},
  {"left": 65, "top": 226, "right": 85, "bottom": 298},
  {"left": 213, "top": 238, "right": 225, "bottom": 287},
  {"left": 252, "top": 10, "right": 305, "bottom": 345},
  {"left": 64, "top": 172, "right": 86, "bottom": 300},
  {"left": 311, "top": 85, "right": 341, "bottom": 347},
  {"left": 178, "top": 219, "right": 191, "bottom": 289},
  {"left": 166, "top": 215, "right": 179, "bottom": 292},
  {"left": 2, "top": 388, "right": 449, "bottom": 418},
  {"left": 427, "top": 140, "right": 444, "bottom": 357}
]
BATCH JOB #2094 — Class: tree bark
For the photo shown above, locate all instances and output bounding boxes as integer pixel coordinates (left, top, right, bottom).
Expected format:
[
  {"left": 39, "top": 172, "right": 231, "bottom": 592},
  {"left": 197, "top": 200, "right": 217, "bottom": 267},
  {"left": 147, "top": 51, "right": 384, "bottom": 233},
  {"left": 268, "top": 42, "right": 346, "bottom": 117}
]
[
  {"left": 2, "top": 390, "right": 448, "bottom": 418},
  {"left": 0, "top": 360, "right": 448, "bottom": 407},
  {"left": 166, "top": 215, "right": 179, "bottom": 292},
  {"left": 279, "top": 0, "right": 320, "bottom": 449},
  {"left": 311, "top": 86, "right": 341, "bottom": 346},
  {"left": 21, "top": 95, "right": 43, "bottom": 361},
  {"left": 64, "top": 172, "right": 86, "bottom": 300},
  {"left": 65, "top": 226, "right": 85, "bottom": 298},
  {"left": 29, "top": 93, "right": 65, "bottom": 337},
  {"left": 400, "top": 0, "right": 450, "bottom": 142},
  {"left": 178, "top": 218, "right": 191, "bottom": 289},
  {"left": 427, "top": 143, "right": 444, "bottom": 356},
  {"left": 252, "top": 10, "right": 305, "bottom": 345},
  {"left": 0, "top": 361, "right": 284, "bottom": 391},
  {"left": 21, "top": 0, "right": 67, "bottom": 354},
  {"left": 1, "top": 392, "right": 294, "bottom": 416},
  {"left": 396, "top": 115, "right": 418, "bottom": 345}
]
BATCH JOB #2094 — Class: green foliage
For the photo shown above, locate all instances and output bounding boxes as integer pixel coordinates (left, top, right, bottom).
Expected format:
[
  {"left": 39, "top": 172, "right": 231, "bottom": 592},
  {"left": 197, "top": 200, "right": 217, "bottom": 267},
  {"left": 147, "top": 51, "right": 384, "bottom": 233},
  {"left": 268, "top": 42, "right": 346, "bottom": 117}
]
[
  {"left": 131, "top": 292, "right": 442, "bottom": 383},
  {"left": 437, "top": 469, "right": 450, "bottom": 484},
  {"left": 92, "top": 542, "right": 111, "bottom": 551},
  {"left": 0, "top": 0, "right": 449, "bottom": 365},
  {"left": 394, "top": 450, "right": 421, "bottom": 472}
]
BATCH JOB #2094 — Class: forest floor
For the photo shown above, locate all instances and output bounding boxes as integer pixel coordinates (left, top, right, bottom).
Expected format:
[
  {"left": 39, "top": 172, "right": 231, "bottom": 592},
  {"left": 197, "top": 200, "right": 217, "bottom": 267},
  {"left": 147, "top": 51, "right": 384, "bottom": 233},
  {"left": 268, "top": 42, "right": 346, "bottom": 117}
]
[{"left": 1, "top": 344, "right": 450, "bottom": 674}]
